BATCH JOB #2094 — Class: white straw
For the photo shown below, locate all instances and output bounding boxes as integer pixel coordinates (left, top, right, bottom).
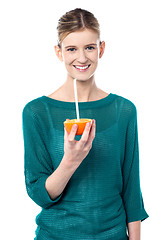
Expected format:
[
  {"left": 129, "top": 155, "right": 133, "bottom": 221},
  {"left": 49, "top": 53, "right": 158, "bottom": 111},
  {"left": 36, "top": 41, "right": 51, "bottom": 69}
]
[{"left": 74, "top": 78, "right": 80, "bottom": 121}]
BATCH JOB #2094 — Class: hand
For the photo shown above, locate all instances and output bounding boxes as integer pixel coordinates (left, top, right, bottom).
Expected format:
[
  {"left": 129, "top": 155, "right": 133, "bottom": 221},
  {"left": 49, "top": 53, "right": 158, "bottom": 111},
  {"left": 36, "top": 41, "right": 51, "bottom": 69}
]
[{"left": 63, "top": 119, "right": 96, "bottom": 168}]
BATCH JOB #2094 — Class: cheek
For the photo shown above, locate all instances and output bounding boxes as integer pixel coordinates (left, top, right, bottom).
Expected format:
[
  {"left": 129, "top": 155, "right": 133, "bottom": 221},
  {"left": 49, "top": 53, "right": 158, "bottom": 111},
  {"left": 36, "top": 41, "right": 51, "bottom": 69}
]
[
  {"left": 63, "top": 52, "right": 75, "bottom": 65},
  {"left": 89, "top": 51, "right": 99, "bottom": 62}
]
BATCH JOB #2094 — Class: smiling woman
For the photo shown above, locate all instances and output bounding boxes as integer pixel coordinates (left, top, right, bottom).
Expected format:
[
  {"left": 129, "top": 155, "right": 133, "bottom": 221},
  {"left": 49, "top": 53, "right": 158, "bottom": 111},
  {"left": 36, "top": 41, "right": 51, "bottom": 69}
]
[
  {"left": 52, "top": 8, "right": 105, "bottom": 91},
  {"left": 54, "top": 28, "right": 105, "bottom": 85},
  {"left": 22, "top": 8, "right": 148, "bottom": 240}
]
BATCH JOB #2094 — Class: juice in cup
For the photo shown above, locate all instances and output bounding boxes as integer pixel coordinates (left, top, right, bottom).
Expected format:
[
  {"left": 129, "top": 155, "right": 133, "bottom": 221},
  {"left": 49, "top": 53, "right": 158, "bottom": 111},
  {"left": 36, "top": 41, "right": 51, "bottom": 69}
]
[{"left": 63, "top": 79, "right": 93, "bottom": 135}]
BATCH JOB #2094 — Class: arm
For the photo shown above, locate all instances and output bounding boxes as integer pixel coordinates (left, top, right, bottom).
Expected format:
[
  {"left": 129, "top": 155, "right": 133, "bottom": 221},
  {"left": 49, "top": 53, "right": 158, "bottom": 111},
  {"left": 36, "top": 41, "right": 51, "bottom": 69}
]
[
  {"left": 128, "top": 220, "right": 141, "bottom": 240},
  {"left": 22, "top": 103, "right": 65, "bottom": 208},
  {"left": 45, "top": 154, "right": 78, "bottom": 200},
  {"left": 45, "top": 120, "right": 95, "bottom": 200},
  {"left": 122, "top": 103, "right": 149, "bottom": 223}
]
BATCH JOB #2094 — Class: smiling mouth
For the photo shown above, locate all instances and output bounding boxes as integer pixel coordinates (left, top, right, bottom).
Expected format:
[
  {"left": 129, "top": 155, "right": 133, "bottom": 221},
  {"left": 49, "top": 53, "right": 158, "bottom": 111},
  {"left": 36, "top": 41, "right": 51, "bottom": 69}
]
[{"left": 73, "top": 64, "right": 91, "bottom": 71}]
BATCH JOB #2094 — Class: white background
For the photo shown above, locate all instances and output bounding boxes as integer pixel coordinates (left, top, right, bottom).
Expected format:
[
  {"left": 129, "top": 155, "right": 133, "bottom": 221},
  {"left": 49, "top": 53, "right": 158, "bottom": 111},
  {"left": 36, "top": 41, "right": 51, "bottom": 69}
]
[{"left": 0, "top": 0, "right": 159, "bottom": 239}]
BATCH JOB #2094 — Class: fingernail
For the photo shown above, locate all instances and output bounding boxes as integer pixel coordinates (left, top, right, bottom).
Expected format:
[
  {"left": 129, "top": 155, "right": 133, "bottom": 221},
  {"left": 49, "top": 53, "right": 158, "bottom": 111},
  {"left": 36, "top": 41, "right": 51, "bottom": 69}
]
[{"left": 86, "top": 122, "right": 90, "bottom": 127}]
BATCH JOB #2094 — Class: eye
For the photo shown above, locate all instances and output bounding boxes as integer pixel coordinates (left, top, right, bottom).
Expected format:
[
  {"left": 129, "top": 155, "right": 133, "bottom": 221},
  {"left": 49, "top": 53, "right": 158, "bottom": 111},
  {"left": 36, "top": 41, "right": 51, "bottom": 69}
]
[
  {"left": 86, "top": 46, "right": 95, "bottom": 51},
  {"left": 67, "top": 48, "right": 76, "bottom": 52}
]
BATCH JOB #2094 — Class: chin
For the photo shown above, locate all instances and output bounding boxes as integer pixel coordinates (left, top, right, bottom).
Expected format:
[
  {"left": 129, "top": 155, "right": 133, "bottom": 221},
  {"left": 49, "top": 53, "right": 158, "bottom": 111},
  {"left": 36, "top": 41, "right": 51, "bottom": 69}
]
[{"left": 72, "top": 73, "right": 95, "bottom": 81}]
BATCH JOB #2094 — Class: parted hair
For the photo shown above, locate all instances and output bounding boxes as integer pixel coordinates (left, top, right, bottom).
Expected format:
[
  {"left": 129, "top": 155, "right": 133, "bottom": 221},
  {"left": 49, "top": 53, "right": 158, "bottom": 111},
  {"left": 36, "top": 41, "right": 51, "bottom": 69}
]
[{"left": 57, "top": 8, "right": 101, "bottom": 47}]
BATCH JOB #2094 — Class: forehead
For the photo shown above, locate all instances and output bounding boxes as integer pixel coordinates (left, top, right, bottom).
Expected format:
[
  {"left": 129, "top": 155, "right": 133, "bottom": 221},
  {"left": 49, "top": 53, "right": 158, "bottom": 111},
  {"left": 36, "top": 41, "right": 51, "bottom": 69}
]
[{"left": 62, "top": 29, "right": 99, "bottom": 47}]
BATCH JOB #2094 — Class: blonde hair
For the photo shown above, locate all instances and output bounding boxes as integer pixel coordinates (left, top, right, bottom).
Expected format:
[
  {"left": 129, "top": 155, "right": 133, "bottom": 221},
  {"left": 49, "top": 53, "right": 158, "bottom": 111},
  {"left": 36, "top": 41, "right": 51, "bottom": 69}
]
[{"left": 57, "top": 8, "right": 101, "bottom": 48}]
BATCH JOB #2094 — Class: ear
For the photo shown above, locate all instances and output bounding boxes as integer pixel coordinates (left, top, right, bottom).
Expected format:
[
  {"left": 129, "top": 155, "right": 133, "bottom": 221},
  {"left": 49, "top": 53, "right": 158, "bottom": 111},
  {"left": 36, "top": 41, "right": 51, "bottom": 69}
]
[
  {"left": 99, "top": 41, "right": 105, "bottom": 59},
  {"left": 54, "top": 45, "right": 63, "bottom": 62}
]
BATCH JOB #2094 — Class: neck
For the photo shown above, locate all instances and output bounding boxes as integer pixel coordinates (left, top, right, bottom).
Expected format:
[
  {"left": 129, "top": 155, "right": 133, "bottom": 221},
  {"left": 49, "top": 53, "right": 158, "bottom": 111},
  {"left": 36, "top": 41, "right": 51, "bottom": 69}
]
[{"left": 62, "top": 75, "right": 99, "bottom": 102}]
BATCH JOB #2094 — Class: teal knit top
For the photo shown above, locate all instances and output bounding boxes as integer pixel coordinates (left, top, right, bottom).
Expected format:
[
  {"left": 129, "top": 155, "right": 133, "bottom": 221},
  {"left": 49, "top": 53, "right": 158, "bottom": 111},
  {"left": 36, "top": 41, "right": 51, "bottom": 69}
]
[{"left": 22, "top": 93, "right": 149, "bottom": 240}]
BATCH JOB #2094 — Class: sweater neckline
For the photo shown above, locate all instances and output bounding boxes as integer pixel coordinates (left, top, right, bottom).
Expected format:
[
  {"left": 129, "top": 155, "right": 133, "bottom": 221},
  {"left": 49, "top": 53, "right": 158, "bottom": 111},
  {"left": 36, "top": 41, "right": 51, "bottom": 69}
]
[{"left": 41, "top": 93, "right": 116, "bottom": 109}]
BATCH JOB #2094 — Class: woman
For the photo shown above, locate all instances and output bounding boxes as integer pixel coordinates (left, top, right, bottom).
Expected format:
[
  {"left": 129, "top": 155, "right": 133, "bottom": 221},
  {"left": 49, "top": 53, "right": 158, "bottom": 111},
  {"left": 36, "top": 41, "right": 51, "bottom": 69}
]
[{"left": 22, "top": 8, "right": 149, "bottom": 240}]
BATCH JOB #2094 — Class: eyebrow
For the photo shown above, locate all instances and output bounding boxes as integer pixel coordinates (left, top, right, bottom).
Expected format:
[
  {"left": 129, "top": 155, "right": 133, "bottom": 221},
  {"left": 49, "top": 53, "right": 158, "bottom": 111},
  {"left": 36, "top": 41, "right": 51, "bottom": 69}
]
[{"left": 64, "top": 43, "right": 98, "bottom": 49}]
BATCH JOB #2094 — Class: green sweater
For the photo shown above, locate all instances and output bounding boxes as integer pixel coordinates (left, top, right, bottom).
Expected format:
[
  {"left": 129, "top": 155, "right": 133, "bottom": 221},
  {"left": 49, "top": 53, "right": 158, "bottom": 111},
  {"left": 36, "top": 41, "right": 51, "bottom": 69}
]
[{"left": 22, "top": 93, "right": 148, "bottom": 240}]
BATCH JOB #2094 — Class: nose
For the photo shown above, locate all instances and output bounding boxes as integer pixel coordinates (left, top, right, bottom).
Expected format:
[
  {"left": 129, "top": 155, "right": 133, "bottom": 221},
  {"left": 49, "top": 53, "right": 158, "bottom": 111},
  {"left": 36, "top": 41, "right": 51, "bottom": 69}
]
[{"left": 77, "top": 49, "right": 87, "bottom": 63}]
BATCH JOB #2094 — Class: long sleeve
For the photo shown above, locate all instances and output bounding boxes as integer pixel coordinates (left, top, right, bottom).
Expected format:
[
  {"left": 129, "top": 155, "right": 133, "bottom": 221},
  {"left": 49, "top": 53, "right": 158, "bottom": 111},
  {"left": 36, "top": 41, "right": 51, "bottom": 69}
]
[
  {"left": 22, "top": 103, "right": 63, "bottom": 209},
  {"left": 122, "top": 104, "right": 149, "bottom": 223}
]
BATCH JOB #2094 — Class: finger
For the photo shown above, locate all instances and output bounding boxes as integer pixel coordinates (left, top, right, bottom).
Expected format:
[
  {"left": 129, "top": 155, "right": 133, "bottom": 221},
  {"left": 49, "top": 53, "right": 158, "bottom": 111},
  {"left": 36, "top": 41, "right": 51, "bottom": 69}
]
[
  {"left": 90, "top": 119, "right": 96, "bottom": 137},
  {"left": 85, "top": 119, "right": 96, "bottom": 145},
  {"left": 79, "top": 121, "right": 92, "bottom": 146},
  {"left": 68, "top": 124, "right": 78, "bottom": 141},
  {"left": 64, "top": 119, "right": 70, "bottom": 138},
  {"left": 64, "top": 127, "right": 70, "bottom": 142}
]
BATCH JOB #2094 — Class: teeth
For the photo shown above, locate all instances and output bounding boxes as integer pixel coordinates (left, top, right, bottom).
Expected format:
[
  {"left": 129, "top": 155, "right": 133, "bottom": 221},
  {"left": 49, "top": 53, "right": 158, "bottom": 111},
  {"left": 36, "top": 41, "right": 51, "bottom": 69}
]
[{"left": 75, "top": 65, "right": 89, "bottom": 70}]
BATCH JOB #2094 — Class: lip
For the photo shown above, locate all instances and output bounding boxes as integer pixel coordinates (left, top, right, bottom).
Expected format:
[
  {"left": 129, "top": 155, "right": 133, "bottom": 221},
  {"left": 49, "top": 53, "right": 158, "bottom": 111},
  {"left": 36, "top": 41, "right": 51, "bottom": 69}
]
[{"left": 73, "top": 64, "right": 91, "bottom": 72}]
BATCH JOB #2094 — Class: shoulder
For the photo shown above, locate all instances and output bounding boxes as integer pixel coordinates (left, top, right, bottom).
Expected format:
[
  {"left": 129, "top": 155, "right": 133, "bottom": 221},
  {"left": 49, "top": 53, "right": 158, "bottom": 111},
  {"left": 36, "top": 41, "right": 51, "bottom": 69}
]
[
  {"left": 113, "top": 93, "right": 137, "bottom": 119},
  {"left": 22, "top": 96, "right": 45, "bottom": 118}
]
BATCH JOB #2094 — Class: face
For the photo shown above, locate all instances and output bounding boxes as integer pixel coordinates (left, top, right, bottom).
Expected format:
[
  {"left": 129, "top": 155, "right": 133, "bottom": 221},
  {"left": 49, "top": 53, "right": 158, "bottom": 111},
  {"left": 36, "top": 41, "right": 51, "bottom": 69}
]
[{"left": 55, "top": 28, "right": 105, "bottom": 81}]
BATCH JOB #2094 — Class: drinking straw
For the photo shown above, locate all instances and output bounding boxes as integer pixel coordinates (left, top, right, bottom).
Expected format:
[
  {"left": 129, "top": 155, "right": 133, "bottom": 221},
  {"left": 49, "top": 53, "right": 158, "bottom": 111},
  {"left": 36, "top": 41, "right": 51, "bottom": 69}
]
[{"left": 74, "top": 78, "right": 80, "bottom": 121}]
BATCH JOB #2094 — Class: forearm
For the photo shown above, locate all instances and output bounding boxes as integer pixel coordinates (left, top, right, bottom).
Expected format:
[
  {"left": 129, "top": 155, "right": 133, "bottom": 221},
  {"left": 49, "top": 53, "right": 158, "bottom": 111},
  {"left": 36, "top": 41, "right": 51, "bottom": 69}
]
[
  {"left": 127, "top": 220, "right": 141, "bottom": 240},
  {"left": 45, "top": 154, "right": 78, "bottom": 200}
]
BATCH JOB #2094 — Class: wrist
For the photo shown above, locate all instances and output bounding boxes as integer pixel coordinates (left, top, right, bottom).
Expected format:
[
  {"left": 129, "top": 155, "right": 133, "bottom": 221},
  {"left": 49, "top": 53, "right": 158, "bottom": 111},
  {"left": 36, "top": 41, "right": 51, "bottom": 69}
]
[{"left": 61, "top": 154, "right": 79, "bottom": 172}]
